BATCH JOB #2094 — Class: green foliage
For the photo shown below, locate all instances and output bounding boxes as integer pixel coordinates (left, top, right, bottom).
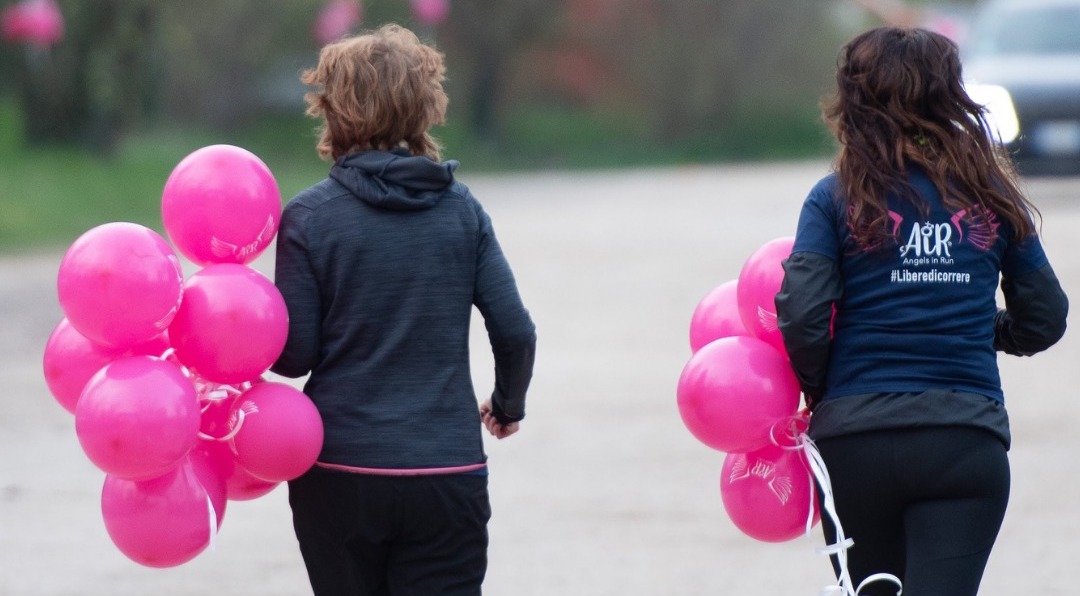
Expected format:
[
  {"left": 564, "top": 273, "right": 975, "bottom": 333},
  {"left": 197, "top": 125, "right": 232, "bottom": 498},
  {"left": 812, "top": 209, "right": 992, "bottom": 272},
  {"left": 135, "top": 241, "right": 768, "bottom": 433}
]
[
  {"left": 437, "top": 103, "right": 655, "bottom": 170},
  {"left": 0, "top": 100, "right": 167, "bottom": 252},
  {"left": 3, "top": 1, "right": 845, "bottom": 167},
  {"left": 0, "top": 99, "right": 327, "bottom": 253},
  {"left": 683, "top": 105, "right": 837, "bottom": 162},
  {"left": 437, "top": 101, "right": 833, "bottom": 171},
  {"left": 0, "top": 92, "right": 835, "bottom": 253}
]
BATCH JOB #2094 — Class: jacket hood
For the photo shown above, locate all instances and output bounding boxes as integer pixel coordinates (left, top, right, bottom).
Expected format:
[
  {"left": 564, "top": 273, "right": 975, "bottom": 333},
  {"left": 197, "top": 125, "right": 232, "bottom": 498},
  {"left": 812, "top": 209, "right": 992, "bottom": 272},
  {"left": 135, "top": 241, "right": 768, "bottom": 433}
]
[{"left": 330, "top": 149, "right": 459, "bottom": 211}]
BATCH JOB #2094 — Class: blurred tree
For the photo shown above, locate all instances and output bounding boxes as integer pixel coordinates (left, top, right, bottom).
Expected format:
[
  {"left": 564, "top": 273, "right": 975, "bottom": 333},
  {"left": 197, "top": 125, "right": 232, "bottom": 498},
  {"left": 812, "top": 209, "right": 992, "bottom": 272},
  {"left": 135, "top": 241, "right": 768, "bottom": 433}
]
[
  {"left": 434, "top": 0, "right": 844, "bottom": 157},
  {"left": 1, "top": 0, "right": 848, "bottom": 161},
  {"left": 1, "top": 0, "right": 325, "bottom": 151},
  {"left": 155, "top": 1, "right": 314, "bottom": 130},
  {"left": 597, "top": 0, "right": 840, "bottom": 145},
  {"left": 5, "top": 0, "right": 162, "bottom": 151},
  {"left": 847, "top": 0, "right": 978, "bottom": 43},
  {"left": 437, "top": 0, "right": 557, "bottom": 140}
]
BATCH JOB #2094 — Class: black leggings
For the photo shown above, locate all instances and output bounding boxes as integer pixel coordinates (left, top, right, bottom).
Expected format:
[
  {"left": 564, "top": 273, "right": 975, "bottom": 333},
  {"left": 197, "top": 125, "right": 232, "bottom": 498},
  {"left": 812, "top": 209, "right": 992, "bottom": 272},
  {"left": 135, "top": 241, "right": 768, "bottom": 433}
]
[
  {"left": 815, "top": 427, "right": 1010, "bottom": 596},
  {"left": 289, "top": 468, "right": 491, "bottom": 596}
]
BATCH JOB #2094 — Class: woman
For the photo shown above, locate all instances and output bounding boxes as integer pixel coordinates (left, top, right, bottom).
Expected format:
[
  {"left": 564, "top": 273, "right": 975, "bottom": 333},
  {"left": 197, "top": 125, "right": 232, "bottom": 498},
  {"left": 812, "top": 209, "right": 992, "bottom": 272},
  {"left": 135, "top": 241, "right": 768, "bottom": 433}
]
[
  {"left": 271, "top": 24, "right": 536, "bottom": 595},
  {"left": 775, "top": 27, "right": 1067, "bottom": 595}
]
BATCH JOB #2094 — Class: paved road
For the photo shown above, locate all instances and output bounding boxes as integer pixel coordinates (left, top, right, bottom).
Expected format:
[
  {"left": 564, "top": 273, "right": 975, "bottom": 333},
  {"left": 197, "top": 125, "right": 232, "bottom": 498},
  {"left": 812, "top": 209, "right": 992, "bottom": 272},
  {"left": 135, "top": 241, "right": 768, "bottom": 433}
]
[{"left": 2, "top": 162, "right": 1078, "bottom": 595}]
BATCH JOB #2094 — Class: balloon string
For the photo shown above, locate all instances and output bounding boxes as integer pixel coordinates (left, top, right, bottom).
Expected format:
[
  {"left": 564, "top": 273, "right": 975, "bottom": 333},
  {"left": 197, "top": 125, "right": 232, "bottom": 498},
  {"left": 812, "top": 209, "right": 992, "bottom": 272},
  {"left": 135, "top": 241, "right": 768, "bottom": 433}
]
[
  {"left": 196, "top": 400, "right": 254, "bottom": 443},
  {"left": 218, "top": 410, "right": 245, "bottom": 442},
  {"left": 769, "top": 414, "right": 810, "bottom": 451},
  {"left": 207, "top": 495, "right": 217, "bottom": 554},
  {"left": 198, "top": 384, "right": 245, "bottom": 410},
  {"left": 800, "top": 433, "right": 903, "bottom": 596}
]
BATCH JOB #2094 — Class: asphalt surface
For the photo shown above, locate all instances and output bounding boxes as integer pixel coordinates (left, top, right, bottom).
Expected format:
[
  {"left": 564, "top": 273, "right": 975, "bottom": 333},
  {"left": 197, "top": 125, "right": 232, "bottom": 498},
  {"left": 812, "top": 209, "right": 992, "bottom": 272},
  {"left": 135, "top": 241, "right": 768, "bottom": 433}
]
[{"left": 2, "top": 162, "right": 1079, "bottom": 595}]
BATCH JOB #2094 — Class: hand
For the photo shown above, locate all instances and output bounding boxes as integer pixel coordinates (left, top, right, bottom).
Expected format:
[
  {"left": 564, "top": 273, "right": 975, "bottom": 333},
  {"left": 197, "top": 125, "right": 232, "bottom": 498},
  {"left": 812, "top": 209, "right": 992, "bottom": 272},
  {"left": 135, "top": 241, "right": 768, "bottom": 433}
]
[{"left": 479, "top": 399, "right": 520, "bottom": 440}]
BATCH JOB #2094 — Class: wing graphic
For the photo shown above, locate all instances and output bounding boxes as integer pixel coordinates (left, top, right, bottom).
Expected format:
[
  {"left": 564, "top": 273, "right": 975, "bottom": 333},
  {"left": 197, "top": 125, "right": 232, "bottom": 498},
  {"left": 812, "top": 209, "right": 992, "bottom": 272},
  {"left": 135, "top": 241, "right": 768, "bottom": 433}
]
[
  {"left": 757, "top": 307, "right": 779, "bottom": 333},
  {"left": 728, "top": 454, "right": 750, "bottom": 483},
  {"left": 950, "top": 205, "right": 1000, "bottom": 251},
  {"left": 209, "top": 215, "right": 277, "bottom": 260},
  {"left": 768, "top": 475, "right": 794, "bottom": 505}
]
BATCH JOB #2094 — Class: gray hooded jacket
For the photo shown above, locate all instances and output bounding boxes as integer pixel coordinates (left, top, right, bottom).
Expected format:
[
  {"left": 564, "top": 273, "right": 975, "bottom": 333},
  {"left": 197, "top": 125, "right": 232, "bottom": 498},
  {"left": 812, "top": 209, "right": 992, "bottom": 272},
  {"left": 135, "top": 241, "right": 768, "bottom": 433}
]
[{"left": 271, "top": 149, "right": 536, "bottom": 470}]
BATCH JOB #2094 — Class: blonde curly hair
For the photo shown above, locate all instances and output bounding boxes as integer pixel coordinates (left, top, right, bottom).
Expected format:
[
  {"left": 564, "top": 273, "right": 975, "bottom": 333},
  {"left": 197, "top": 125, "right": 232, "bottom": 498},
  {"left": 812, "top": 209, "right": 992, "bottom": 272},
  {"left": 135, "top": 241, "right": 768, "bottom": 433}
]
[{"left": 302, "top": 24, "right": 448, "bottom": 161}]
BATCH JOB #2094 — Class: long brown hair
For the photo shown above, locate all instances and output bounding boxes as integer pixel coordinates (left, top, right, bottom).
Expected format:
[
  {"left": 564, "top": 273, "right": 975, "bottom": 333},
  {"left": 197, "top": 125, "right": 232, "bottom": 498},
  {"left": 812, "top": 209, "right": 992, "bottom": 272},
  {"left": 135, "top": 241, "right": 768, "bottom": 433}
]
[
  {"left": 823, "top": 27, "right": 1038, "bottom": 250},
  {"left": 302, "top": 24, "right": 448, "bottom": 162}
]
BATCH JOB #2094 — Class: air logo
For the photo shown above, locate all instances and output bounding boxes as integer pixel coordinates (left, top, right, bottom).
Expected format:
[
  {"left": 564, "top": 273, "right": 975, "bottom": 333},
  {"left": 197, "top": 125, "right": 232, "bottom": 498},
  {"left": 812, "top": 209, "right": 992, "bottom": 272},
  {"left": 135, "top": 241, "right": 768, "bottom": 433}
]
[{"left": 899, "top": 221, "right": 952, "bottom": 258}]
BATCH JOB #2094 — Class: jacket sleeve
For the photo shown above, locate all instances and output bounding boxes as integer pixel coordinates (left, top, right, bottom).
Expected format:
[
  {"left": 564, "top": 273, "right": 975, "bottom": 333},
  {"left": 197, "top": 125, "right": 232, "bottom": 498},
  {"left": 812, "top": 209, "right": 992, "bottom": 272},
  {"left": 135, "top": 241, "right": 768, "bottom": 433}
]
[
  {"left": 270, "top": 202, "right": 322, "bottom": 378},
  {"left": 994, "top": 263, "right": 1068, "bottom": 356},
  {"left": 473, "top": 203, "right": 536, "bottom": 424},
  {"left": 774, "top": 251, "right": 842, "bottom": 407}
]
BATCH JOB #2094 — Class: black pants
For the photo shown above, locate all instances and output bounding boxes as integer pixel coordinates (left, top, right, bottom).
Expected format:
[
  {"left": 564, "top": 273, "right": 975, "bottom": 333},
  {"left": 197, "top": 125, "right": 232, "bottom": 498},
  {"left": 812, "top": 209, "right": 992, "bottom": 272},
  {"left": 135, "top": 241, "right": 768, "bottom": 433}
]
[
  {"left": 288, "top": 468, "right": 491, "bottom": 596},
  {"left": 816, "top": 427, "right": 1010, "bottom": 596}
]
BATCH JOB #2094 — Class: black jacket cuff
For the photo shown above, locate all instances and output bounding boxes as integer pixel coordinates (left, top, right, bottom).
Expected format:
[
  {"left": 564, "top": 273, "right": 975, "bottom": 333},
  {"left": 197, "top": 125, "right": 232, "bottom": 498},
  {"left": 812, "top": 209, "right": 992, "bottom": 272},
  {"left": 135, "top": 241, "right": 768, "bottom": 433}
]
[
  {"left": 995, "top": 263, "right": 1068, "bottom": 356},
  {"left": 490, "top": 397, "right": 525, "bottom": 425}
]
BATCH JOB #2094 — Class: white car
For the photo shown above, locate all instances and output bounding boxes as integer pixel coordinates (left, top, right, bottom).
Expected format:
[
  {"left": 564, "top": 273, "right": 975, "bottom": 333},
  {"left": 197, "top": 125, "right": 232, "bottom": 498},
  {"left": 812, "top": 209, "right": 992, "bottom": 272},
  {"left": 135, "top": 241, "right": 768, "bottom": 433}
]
[{"left": 963, "top": 0, "right": 1080, "bottom": 175}]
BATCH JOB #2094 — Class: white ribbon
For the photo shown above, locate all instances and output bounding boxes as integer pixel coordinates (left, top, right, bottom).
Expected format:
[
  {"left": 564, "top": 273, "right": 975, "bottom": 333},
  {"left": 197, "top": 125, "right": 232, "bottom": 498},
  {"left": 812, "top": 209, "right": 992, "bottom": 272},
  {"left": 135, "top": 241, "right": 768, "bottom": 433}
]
[
  {"left": 206, "top": 494, "right": 218, "bottom": 554},
  {"left": 196, "top": 382, "right": 252, "bottom": 441},
  {"left": 799, "top": 433, "right": 903, "bottom": 596}
]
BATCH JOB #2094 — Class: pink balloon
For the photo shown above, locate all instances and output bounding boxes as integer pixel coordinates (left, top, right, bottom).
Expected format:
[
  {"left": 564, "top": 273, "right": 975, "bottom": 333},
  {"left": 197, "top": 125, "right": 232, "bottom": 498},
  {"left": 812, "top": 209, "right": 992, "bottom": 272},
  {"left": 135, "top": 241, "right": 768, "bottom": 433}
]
[
  {"left": 677, "top": 336, "right": 800, "bottom": 453},
  {"left": 161, "top": 144, "right": 281, "bottom": 266},
  {"left": 736, "top": 237, "right": 794, "bottom": 354},
  {"left": 188, "top": 443, "right": 227, "bottom": 528},
  {"left": 689, "top": 280, "right": 748, "bottom": 353},
  {"left": 198, "top": 392, "right": 238, "bottom": 439},
  {"left": 43, "top": 319, "right": 170, "bottom": 414},
  {"left": 195, "top": 394, "right": 280, "bottom": 501},
  {"left": 76, "top": 356, "right": 200, "bottom": 480},
  {"left": 411, "top": 0, "right": 449, "bottom": 26},
  {"left": 101, "top": 458, "right": 213, "bottom": 568},
  {"left": 1, "top": 0, "right": 63, "bottom": 47},
  {"left": 127, "top": 330, "right": 171, "bottom": 358},
  {"left": 231, "top": 382, "right": 323, "bottom": 482},
  {"left": 168, "top": 264, "right": 288, "bottom": 384},
  {"left": 194, "top": 438, "right": 279, "bottom": 502},
  {"left": 43, "top": 318, "right": 124, "bottom": 414},
  {"left": 57, "top": 222, "right": 183, "bottom": 349},
  {"left": 721, "top": 443, "right": 820, "bottom": 543},
  {"left": 313, "top": 0, "right": 362, "bottom": 45}
]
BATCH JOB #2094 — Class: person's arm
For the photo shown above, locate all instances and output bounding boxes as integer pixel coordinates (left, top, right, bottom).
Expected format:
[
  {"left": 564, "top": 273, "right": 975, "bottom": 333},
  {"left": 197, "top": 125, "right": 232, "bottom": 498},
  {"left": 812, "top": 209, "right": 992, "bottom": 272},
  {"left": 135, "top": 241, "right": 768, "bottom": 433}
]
[
  {"left": 775, "top": 252, "right": 841, "bottom": 410},
  {"left": 472, "top": 200, "right": 536, "bottom": 427},
  {"left": 270, "top": 202, "right": 322, "bottom": 378},
  {"left": 994, "top": 263, "right": 1068, "bottom": 356}
]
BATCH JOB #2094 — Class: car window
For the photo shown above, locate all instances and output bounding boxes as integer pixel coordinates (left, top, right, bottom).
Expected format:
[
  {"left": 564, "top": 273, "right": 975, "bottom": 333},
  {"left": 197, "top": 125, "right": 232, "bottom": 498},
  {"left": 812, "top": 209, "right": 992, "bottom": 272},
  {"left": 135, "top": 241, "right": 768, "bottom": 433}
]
[{"left": 969, "top": 6, "right": 1080, "bottom": 55}]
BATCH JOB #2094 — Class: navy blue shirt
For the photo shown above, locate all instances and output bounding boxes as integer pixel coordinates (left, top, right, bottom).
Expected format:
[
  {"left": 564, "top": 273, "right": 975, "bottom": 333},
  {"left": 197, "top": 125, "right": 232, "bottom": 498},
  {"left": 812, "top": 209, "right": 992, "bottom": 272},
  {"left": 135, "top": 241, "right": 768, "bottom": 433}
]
[{"left": 791, "top": 171, "right": 1048, "bottom": 403}]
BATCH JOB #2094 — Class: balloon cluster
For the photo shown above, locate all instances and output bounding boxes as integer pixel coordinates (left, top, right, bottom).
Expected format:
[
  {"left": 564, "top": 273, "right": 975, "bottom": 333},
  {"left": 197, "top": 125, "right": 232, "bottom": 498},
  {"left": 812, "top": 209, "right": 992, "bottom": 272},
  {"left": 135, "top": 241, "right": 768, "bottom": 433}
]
[
  {"left": 42, "top": 145, "right": 324, "bottom": 568},
  {"left": 677, "top": 237, "right": 820, "bottom": 543}
]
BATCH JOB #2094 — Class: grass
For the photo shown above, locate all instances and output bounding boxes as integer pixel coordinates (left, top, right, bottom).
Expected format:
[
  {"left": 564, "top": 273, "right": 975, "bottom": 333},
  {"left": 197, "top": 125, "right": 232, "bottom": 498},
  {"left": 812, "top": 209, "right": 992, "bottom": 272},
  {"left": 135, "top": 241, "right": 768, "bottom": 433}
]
[
  {"left": 0, "top": 98, "right": 831, "bottom": 254},
  {"left": 0, "top": 102, "right": 328, "bottom": 254},
  {"left": 438, "top": 103, "right": 835, "bottom": 170},
  {"left": 0, "top": 131, "right": 173, "bottom": 254},
  {"left": 436, "top": 103, "right": 667, "bottom": 170}
]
